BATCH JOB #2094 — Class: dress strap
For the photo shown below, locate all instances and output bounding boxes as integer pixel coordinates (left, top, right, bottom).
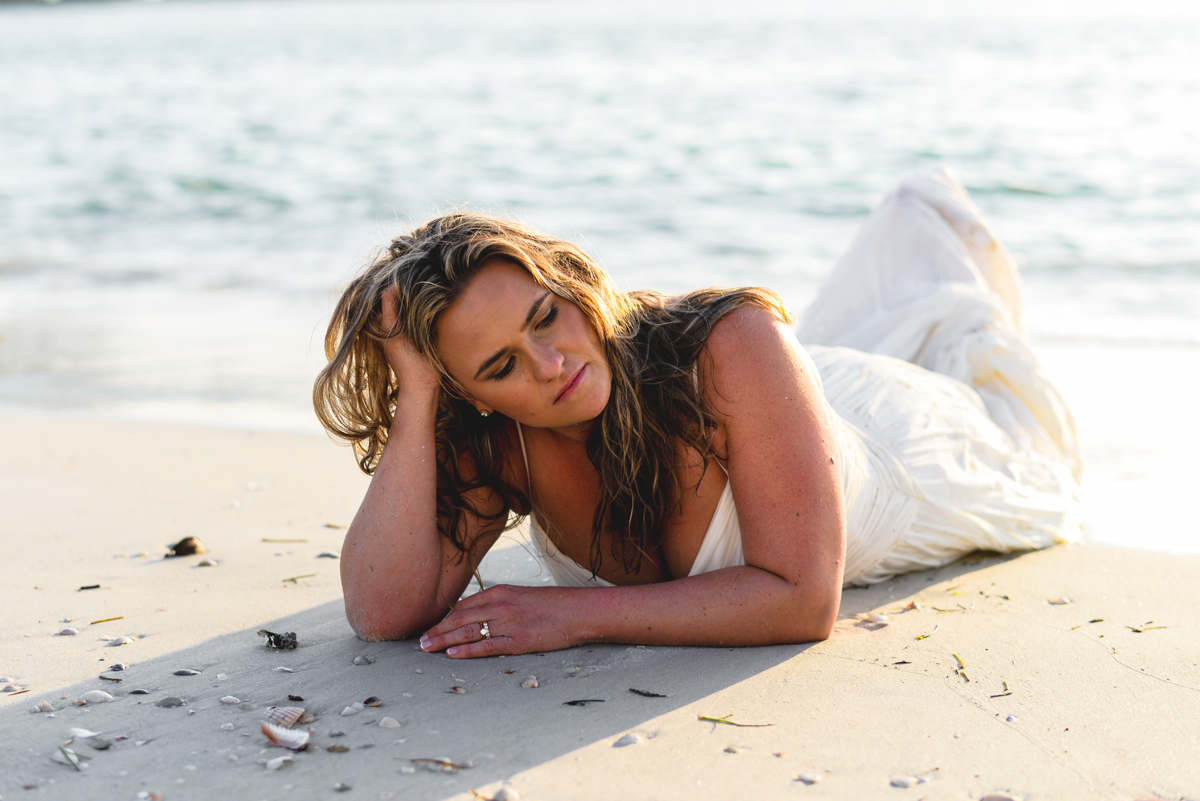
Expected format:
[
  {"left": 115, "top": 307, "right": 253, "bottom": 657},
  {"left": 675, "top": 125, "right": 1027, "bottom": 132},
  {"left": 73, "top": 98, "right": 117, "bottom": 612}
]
[{"left": 515, "top": 422, "right": 533, "bottom": 498}]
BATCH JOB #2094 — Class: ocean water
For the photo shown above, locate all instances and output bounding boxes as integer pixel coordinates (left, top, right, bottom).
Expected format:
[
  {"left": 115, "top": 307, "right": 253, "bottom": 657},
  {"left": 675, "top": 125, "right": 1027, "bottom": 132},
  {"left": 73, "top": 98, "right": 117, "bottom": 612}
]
[{"left": 1, "top": 0, "right": 1197, "bottom": 551}]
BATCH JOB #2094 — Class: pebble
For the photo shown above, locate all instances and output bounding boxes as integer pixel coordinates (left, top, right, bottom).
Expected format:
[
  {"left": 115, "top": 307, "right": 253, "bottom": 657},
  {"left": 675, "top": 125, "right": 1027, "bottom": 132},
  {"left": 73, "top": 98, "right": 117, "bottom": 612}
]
[
  {"left": 129, "top": 689, "right": 151, "bottom": 695},
  {"left": 35, "top": 700, "right": 54, "bottom": 712},
  {"left": 378, "top": 717, "right": 400, "bottom": 728},
  {"left": 1006, "top": 715, "right": 1018, "bottom": 723},
  {"left": 867, "top": 614, "right": 889, "bottom": 624},
  {"left": 217, "top": 673, "right": 229, "bottom": 680},
  {"left": 521, "top": 676, "right": 539, "bottom": 689},
  {"left": 174, "top": 669, "right": 201, "bottom": 676},
  {"left": 353, "top": 655, "right": 374, "bottom": 666},
  {"left": 723, "top": 746, "right": 742, "bottom": 754},
  {"left": 613, "top": 733, "right": 643, "bottom": 748},
  {"left": 334, "top": 783, "right": 352, "bottom": 792},
  {"left": 447, "top": 686, "right": 466, "bottom": 694},
  {"left": 220, "top": 696, "right": 241, "bottom": 705},
  {"left": 493, "top": 789, "right": 520, "bottom": 801},
  {"left": 327, "top": 744, "right": 350, "bottom": 753},
  {"left": 220, "top": 723, "right": 236, "bottom": 731},
  {"left": 82, "top": 690, "right": 114, "bottom": 704},
  {"left": 795, "top": 773, "right": 822, "bottom": 785},
  {"left": 60, "top": 627, "right": 79, "bottom": 636},
  {"left": 197, "top": 558, "right": 218, "bottom": 567},
  {"left": 88, "top": 738, "right": 112, "bottom": 750},
  {"left": 890, "top": 776, "right": 918, "bottom": 788},
  {"left": 1048, "top": 597, "right": 1072, "bottom": 605},
  {"left": 107, "top": 663, "right": 127, "bottom": 672},
  {"left": 155, "top": 697, "right": 185, "bottom": 708}
]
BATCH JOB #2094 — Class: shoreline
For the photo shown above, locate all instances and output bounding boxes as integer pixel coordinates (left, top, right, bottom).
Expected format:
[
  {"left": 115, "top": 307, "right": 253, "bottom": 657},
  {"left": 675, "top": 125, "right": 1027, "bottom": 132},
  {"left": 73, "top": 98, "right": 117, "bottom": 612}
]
[{"left": 2, "top": 416, "right": 1198, "bottom": 799}]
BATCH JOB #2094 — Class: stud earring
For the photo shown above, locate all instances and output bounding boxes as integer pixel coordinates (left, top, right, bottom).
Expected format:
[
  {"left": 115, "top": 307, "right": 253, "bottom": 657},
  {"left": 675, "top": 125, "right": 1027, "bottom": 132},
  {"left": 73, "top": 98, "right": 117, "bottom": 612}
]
[{"left": 479, "top": 409, "right": 490, "bottom": 417}]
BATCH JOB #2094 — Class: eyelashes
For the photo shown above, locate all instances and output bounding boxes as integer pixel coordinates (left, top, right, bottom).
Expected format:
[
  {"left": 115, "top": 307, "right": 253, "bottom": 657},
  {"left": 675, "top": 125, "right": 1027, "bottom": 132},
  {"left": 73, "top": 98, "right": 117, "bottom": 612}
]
[{"left": 489, "top": 303, "right": 558, "bottom": 381}]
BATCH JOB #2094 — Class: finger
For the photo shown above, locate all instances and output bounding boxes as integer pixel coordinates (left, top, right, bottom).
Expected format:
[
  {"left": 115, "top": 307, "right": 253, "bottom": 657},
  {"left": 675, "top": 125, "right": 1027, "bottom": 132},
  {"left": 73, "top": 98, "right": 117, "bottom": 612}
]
[
  {"left": 420, "top": 621, "right": 489, "bottom": 653},
  {"left": 446, "top": 635, "right": 512, "bottom": 659}
]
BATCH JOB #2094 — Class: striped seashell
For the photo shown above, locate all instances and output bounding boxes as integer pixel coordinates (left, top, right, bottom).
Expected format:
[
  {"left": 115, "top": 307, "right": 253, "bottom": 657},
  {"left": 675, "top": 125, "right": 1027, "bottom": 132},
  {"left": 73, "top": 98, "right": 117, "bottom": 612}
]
[
  {"left": 264, "top": 706, "right": 305, "bottom": 729},
  {"left": 260, "top": 721, "right": 311, "bottom": 751}
]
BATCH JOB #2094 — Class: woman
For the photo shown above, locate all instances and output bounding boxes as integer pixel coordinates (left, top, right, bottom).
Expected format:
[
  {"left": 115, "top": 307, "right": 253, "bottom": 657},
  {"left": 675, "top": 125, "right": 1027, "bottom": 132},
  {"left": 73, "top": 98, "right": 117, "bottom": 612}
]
[{"left": 314, "top": 168, "right": 1081, "bottom": 658}]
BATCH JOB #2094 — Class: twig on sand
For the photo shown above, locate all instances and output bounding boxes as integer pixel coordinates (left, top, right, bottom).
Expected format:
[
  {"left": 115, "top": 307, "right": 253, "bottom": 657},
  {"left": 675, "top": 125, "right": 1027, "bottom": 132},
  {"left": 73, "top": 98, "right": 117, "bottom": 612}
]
[
  {"left": 281, "top": 574, "right": 317, "bottom": 583},
  {"left": 698, "top": 714, "right": 774, "bottom": 728},
  {"left": 915, "top": 624, "right": 939, "bottom": 640}
]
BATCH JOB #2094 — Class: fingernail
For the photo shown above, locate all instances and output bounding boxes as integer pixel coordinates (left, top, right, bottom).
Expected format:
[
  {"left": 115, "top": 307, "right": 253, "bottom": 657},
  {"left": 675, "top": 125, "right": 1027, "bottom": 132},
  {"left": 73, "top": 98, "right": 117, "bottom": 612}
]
[
  {"left": 447, "top": 648, "right": 458, "bottom": 657},
  {"left": 419, "top": 636, "right": 430, "bottom": 650}
]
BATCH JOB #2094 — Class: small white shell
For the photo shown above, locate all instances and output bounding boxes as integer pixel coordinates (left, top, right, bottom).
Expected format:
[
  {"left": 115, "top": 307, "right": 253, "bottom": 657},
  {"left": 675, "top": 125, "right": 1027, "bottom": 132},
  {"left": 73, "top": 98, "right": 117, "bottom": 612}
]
[
  {"left": 1005, "top": 715, "right": 1017, "bottom": 723},
  {"left": 340, "top": 705, "right": 360, "bottom": 716},
  {"left": 493, "top": 788, "right": 520, "bottom": 801},
  {"left": 264, "top": 755, "right": 294, "bottom": 770},
  {"left": 217, "top": 673, "right": 229, "bottom": 680},
  {"left": 60, "top": 627, "right": 79, "bottom": 636},
  {"left": 378, "top": 717, "right": 400, "bottom": 728},
  {"left": 521, "top": 676, "right": 539, "bottom": 689},
  {"left": 890, "top": 776, "right": 918, "bottom": 788},
  {"left": 37, "top": 700, "right": 54, "bottom": 712},
  {"left": 795, "top": 773, "right": 822, "bottom": 785},
  {"left": 111, "top": 636, "right": 135, "bottom": 646},
  {"left": 82, "top": 690, "right": 114, "bottom": 704},
  {"left": 197, "top": 558, "right": 218, "bottom": 567},
  {"left": 68, "top": 727, "right": 102, "bottom": 739},
  {"left": 260, "top": 721, "right": 311, "bottom": 751},
  {"left": 220, "top": 723, "right": 235, "bottom": 731},
  {"left": 612, "top": 733, "right": 643, "bottom": 748},
  {"left": 867, "top": 614, "right": 889, "bottom": 623},
  {"left": 220, "top": 696, "right": 240, "bottom": 705},
  {"left": 1048, "top": 597, "right": 1072, "bottom": 605}
]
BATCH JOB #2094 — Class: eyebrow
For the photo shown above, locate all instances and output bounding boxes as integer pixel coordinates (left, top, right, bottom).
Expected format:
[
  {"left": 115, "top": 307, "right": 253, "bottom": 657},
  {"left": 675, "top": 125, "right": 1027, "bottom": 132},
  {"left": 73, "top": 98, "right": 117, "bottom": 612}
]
[{"left": 472, "top": 292, "right": 550, "bottom": 380}]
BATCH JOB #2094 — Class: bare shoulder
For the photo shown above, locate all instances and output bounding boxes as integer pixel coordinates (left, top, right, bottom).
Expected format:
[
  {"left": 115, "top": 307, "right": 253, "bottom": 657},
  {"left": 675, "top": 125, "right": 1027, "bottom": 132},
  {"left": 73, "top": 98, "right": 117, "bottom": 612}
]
[{"left": 700, "top": 304, "right": 811, "bottom": 413}]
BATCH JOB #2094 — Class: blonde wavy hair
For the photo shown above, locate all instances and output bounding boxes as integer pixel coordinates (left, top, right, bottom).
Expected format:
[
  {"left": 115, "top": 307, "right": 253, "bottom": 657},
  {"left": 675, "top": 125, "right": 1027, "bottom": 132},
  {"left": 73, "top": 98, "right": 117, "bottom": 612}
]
[{"left": 314, "top": 212, "right": 791, "bottom": 575}]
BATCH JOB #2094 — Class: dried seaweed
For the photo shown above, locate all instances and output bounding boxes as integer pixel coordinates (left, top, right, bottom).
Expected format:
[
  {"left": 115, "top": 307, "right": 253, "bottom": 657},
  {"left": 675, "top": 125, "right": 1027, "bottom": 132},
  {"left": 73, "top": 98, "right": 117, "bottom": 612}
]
[
  {"left": 629, "top": 688, "right": 667, "bottom": 698},
  {"left": 698, "top": 714, "right": 774, "bottom": 728},
  {"left": 257, "top": 629, "right": 298, "bottom": 650},
  {"left": 563, "top": 699, "right": 605, "bottom": 706}
]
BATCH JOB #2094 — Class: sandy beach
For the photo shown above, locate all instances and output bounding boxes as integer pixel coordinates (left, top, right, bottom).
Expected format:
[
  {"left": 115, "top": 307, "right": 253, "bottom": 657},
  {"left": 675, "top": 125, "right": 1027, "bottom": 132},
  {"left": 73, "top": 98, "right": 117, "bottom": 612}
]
[{"left": 2, "top": 416, "right": 1197, "bottom": 801}]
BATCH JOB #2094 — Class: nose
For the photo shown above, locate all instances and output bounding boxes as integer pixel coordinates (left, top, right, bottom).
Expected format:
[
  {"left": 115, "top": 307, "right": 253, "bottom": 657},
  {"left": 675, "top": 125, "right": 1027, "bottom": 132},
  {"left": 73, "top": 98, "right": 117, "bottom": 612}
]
[{"left": 531, "top": 342, "right": 564, "bottom": 383}]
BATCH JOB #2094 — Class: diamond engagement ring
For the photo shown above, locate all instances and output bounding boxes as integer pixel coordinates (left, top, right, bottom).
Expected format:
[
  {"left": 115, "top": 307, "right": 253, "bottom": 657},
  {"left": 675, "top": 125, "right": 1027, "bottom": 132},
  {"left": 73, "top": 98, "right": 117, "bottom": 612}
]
[{"left": 480, "top": 621, "right": 492, "bottom": 640}]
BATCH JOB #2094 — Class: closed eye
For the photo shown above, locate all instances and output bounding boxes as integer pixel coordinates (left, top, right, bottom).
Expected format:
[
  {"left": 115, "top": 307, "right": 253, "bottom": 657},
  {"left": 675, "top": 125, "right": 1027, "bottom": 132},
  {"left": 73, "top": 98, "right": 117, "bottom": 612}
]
[
  {"left": 535, "top": 303, "right": 558, "bottom": 330},
  {"left": 491, "top": 356, "right": 516, "bottom": 381}
]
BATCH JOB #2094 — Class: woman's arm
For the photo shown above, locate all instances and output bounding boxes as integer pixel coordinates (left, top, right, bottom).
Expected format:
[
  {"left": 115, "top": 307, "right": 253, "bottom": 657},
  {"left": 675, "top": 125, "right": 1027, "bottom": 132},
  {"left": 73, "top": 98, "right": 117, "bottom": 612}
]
[
  {"left": 340, "top": 298, "right": 505, "bottom": 642},
  {"left": 419, "top": 306, "right": 846, "bottom": 655}
]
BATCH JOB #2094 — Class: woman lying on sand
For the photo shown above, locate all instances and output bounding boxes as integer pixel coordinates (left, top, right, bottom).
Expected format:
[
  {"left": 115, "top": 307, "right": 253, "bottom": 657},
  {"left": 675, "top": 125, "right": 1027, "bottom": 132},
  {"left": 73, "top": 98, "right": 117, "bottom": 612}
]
[{"left": 314, "top": 168, "right": 1081, "bottom": 658}]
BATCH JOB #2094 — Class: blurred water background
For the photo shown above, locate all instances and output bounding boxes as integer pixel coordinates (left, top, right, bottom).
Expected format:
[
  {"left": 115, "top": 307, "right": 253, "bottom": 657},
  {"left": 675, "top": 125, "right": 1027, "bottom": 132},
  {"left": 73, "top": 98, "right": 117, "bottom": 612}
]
[{"left": 1, "top": 0, "right": 1197, "bottom": 551}]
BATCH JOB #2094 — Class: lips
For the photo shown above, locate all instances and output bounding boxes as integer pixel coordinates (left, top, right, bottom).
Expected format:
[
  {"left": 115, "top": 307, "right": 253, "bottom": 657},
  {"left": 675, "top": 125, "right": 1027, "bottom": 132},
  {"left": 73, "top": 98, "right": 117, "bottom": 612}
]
[{"left": 554, "top": 365, "right": 586, "bottom": 403}]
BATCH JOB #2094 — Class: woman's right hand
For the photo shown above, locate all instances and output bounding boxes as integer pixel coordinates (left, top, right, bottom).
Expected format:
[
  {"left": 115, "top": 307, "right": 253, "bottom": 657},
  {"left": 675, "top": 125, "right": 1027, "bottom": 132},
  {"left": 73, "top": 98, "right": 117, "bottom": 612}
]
[{"left": 380, "top": 288, "right": 442, "bottom": 401}]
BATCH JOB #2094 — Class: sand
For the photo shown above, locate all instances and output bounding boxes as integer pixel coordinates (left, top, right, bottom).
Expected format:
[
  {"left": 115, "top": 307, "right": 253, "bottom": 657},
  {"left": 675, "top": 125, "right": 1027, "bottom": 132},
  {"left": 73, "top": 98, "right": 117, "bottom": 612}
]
[{"left": 2, "top": 416, "right": 1198, "bottom": 801}]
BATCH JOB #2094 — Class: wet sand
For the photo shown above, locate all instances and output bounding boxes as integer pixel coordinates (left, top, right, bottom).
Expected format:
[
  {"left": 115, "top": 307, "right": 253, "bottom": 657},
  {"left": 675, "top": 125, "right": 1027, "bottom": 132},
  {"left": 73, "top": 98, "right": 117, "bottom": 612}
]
[{"left": 1, "top": 417, "right": 1197, "bottom": 801}]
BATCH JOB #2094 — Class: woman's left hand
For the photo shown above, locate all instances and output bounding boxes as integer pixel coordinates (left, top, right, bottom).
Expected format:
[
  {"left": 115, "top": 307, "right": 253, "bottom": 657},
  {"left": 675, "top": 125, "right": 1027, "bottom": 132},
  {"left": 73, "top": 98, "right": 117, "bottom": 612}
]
[{"left": 419, "top": 584, "right": 585, "bottom": 658}]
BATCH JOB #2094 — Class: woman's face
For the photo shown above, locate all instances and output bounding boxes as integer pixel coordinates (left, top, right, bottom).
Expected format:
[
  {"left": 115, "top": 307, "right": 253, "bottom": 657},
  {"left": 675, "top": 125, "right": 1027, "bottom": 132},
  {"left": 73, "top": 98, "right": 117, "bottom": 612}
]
[{"left": 436, "top": 258, "right": 611, "bottom": 438}]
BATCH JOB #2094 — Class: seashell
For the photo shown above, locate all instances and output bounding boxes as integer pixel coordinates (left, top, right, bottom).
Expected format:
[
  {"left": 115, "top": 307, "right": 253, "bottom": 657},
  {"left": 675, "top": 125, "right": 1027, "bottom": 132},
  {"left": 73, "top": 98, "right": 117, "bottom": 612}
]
[
  {"left": 264, "top": 755, "right": 293, "bottom": 770},
  {"left": 890, "top": 776, "right": 918, "bottom": 788},
  {"left": 220, "top": 696, "right": 240, "bottom": 705},
  {"left": 129, "top": 688, "right": 150, "bottom": 695},
  {"left": 260, "top": 721, "right": 311, "bottom": 751},
  {"left": 329, "top": 730, "right": 345, "bottom": 737},
  {"left": 155, "top": 696, "right": 185, "bottom": 708},
  {"left": 1048, "top": 597, "right": 1072, "bottom": 605},
  {"left": 74, "top": 700, "right": 87, "bottom": 706},
  {"left": 363, "top": 696, "right": 382, "bottom": 707},
  {"left": 980, "top": 795, "right": 1021, "bottom": 801},
  {"left": 301, "top": 714, "right": 313, "bottom": 724},
  {"left": 82, "top": 690, "right": 114, "bottom": 704},
  {"left": 107, "top": 663, "right": 127, "bottom": 672},
  {"left": 723, "top": 746, "right": 742, "bottom": 754},
  {"left": 87, "top": 738, "right": 111, "bottom": 751},
  {"left": 288, "top": 694, "right": 304, "bottom": 702},
  {"left": 257, "top": 629, "right": 298, "bottom": 650},
  {"left": 1006, "top": 715, "right": 1018, "bottom": 723},
  {"left": 521, "top": 676, "right": 539, "bottom": 689},
  {"left": 239, "top": 702, "right": 258, "bottom": 711},
  {"left": 110, "top": 637, "right": 135, "bottom": 646},
  {"left": 217, "top": 673, "right": 229, "bottom": 680},
  {"left": 795, "top": 773, "right": 822, "bottom": 785},
  {"left": 274, "top": 667, "right": 294, "bottom": 673},
  {"left": 3, "top": 684, "right": 21, "bottom": 692},
  {"left": 378, "top": 717, "right": 400, "bottom": 728},
  {"left": 60, "top": 627, "right": 79, "bottom": 636},
  {"left": 68, "top": 727, "right": 102, "bottom": 739},
  {"left": 340, "top": 705, "right": 360, "bottom": 716},
  {"left": 37, "top": 700, "right": 55, "bottom": 712},
  {"left": 493, "top": 788, "right": 520, "bottom": 801},
  {"left": 220, "top": 723, "right": 235, "bottom": 731},
  {"left": 447, "top": 686, "right": 466, "bottom": 694},
  {"left": 197, "top": 558, "right": 218, "bottom": 567},
  {"left": 399, "top": 766, "right": 416, "bottom": 774},
  {"left": 867, "top": 614, "right": 889, "bottom": 624},
  {"left": 265, "top": 706, "right": 305, "bottom": 729},
  {"left": 165, "top": 536, "right": 206, "bottom": 557},
  {"left": 174, "top": 669, "right": 201, "bottom": 676},
  {"left": 352, "top": 655, "right": 374, "bottom": 666},
  {"left": 327, "top": 744, "right": 350, "bottom": 753},
  {"left": 612, "top": 733, "right": 643, "bottom": 748},
  {"left": 334, "top": 783, "right": 352, "bottom": 792}
]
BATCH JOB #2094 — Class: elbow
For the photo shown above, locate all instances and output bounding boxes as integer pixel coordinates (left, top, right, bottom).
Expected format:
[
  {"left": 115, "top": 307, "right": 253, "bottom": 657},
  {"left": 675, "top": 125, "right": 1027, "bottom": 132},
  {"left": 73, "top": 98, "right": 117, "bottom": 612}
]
[{"left": 343, "top": 591, "right": 441, "bottom": 643}]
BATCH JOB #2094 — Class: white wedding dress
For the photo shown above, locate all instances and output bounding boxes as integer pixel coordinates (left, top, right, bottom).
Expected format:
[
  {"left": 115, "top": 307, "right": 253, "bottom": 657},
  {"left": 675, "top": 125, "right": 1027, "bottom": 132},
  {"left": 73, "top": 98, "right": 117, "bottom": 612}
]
[{"left": 527, "top": 167, "right": 1082, "bottom": 587}]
